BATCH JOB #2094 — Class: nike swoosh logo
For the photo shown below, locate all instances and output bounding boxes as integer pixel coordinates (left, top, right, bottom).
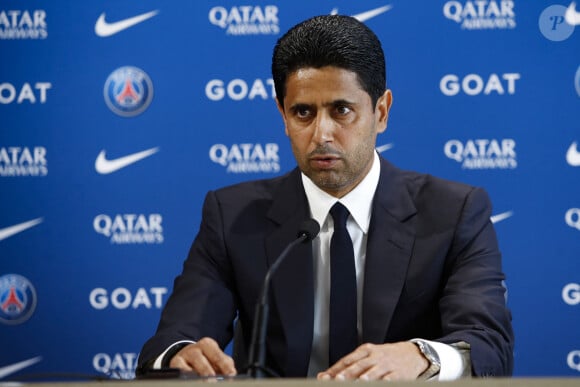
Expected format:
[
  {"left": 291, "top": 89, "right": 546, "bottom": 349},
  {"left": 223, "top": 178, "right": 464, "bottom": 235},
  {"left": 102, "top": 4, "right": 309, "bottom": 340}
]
[
  {"left": 376, "top": 143, "right": 394, "bottom": 153},
  {"left": 566, "top": 141, "right": 580, "bottom": 166},
  {"left": 565, "top": 2, "right": 580, "bottom": 25},
  {"left": 0, "top": 218, "right": 43, "bottom": 242},
  {"left": 95, "top": 147, "right": 159, "bottom": 174},
  {"left": 0, "top": 357, "right": 42, "bottom": 379},
  {"left": 330, "top": 4, "right": 393, "bottom": 22},
  {"left": 95, "top": 10, "right": 159, "bottom": 37},
  {"left": 490, "top": 211, "right": 513, "bottom": 224}
]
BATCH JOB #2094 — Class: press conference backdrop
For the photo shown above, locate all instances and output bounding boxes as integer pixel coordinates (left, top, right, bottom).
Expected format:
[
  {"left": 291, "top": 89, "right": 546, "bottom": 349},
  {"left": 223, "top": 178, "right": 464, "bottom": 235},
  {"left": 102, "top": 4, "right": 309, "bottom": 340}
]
[{"left": 0, "top": 0, "right": 579, "bottom": 380}]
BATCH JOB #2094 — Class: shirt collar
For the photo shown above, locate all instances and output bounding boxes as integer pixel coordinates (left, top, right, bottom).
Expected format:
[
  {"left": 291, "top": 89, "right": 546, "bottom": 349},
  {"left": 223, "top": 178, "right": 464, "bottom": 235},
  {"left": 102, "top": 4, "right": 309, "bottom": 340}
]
[{"left": 301, "top": 151, "right": 381, "bottom": 233}]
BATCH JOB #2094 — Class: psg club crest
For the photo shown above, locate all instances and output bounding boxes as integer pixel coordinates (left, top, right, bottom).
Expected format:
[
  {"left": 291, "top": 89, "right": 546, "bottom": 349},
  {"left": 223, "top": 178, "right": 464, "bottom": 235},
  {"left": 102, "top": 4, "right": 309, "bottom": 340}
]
[
  {"left": 104, "top": 66, "right": 154, "bottom": 117},
  {"left": 0, "top": 274, "right": 37, "bottom": 325}
]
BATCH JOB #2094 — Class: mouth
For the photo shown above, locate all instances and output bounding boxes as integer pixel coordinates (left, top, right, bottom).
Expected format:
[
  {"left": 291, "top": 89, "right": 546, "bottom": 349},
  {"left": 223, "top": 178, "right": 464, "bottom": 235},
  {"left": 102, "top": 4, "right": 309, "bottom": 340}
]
[{"left": 309, "top": 155, "right": 341, "bottom": 169}]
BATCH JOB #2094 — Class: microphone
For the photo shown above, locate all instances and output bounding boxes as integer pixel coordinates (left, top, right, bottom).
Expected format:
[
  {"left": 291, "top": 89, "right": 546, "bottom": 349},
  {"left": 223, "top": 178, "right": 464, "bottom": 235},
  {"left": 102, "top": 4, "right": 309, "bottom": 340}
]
[{"left": 246, "top": 219, "right": 320, "bottom": 378}]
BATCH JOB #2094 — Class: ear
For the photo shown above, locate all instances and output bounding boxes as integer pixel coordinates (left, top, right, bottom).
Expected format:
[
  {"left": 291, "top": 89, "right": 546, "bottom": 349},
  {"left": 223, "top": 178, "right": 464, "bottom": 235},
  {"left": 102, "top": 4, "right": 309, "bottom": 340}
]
[
  {"left": 375, "top": 89, "right": 393, "bottom": 134},
  {"left": 275, "top": 98, "right": 289, "bottom": 136}
]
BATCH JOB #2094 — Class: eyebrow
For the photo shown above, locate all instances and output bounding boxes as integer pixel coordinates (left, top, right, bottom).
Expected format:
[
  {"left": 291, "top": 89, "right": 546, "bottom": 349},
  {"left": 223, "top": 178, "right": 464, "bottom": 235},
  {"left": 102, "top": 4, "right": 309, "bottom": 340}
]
[
  {"left": 327, "top": 99, "right": 356, "bottom": 107},
  {"left": 288, "top": 99, "right": 357, "bottom": 111}
]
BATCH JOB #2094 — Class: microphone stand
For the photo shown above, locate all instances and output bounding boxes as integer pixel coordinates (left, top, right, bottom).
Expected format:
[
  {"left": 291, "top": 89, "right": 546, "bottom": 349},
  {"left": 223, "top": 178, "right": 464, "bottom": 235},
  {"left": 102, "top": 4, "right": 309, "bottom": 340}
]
[{"left": 246, "top": 235, "right": 308, "bottom": 378}]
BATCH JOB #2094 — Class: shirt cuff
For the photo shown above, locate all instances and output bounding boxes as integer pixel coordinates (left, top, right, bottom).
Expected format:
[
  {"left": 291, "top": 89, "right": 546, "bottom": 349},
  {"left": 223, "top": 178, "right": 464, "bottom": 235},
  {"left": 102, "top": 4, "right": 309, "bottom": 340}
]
[{"left": 152, "top": 340, "right": 195, "bottom": 369}]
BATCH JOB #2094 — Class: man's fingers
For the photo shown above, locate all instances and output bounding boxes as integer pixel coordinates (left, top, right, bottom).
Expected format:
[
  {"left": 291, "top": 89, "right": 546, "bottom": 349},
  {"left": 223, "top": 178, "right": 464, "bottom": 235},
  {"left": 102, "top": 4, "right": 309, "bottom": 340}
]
[
  {"left": 204, "top": 347, "right": 236, "bottom": 376},
  {"left": 359, "top": 364, "right": 394, "bottom": 381},
  {"left": 170, "top": 348, "right": 216, "bottom": 376},
  {"left": 168, "top": 338, "right": 237, "bottom": 377},
  {"left": 328, "top": 344, "right": 372, "bottom": 373},
  {"left": 319, "top": 344, "right": 375, "bottom": 380},
  {"left": 169, "top": 355, "right": 194, "bottom": 372},
  {"left": 197, "top": 338, "right": 237, "bottom": 376},
  {"left": 381, "top": 373, "right": 393, "bottom": 381},
  {"left": 319, "top": 342, "right": 427, "bottom": 381}
]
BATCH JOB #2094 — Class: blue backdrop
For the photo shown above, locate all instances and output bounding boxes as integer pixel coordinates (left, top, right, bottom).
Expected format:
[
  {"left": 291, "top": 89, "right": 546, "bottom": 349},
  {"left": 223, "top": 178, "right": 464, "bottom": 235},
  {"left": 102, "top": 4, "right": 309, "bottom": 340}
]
[{"left": 1, "top": 0, "right": 579, "bottom": 380}]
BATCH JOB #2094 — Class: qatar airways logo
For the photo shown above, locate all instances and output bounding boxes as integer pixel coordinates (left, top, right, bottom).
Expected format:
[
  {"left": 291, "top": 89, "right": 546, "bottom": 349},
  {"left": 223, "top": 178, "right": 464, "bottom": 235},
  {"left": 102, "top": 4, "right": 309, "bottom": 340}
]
[
  {"left": 0, "top": 147, "right": 47, "bottom": 177},
  {"left": 440, "top": 73, "right": 520, "bottom": 96},
  {"left": 443, "top": 1, "right": 516, "bottom": 29},
  {"left": 210, "top": 143, "right": 280, "bottom": 174},
  {"left": 444, "top": 139, "right": 517, "bottom": 169},
  {"left": 209, "top": 5, "right": 279, "bottom": 35},
  {"left": 93, "top": 353, "right": 137, "bottom": 379},
  {"left": 205, "top": 78, "right": 275, "bottom": 101},
  {"left": 93, "top": 214, "right": 163, "bottom": 244},
  {"left": 0, "top": 10, "right": 47, "bottom": 39}
]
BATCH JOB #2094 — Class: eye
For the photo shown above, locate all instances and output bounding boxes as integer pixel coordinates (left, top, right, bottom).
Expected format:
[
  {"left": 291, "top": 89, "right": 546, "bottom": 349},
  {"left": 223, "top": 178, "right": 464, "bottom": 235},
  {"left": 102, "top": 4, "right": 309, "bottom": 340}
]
[
  {"left": 296, "top": 106, "right": 310, "bottom": 118},
  {"left": 335, "top": 105, "right": 352, "bottom": 116},
  {"left": 291, "top": 104, "right": 313, "bottom": 120}
]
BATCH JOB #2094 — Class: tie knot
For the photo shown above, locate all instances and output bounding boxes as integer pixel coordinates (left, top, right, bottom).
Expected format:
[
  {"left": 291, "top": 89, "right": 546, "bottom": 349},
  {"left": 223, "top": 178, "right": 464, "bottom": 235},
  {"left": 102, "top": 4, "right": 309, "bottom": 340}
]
[{"left": 330, "top": 202, "right": 350, "bottom": 230}]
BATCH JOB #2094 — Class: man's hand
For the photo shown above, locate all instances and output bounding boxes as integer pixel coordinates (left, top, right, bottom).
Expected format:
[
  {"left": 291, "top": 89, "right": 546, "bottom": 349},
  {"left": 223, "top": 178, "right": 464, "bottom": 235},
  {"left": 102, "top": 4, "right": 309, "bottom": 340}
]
[
  {"left": 168, "top": 337, "right": 237, "bottom": 377},
  {"left": 317, "top": 341, "right": 429, "bottom": 381}
]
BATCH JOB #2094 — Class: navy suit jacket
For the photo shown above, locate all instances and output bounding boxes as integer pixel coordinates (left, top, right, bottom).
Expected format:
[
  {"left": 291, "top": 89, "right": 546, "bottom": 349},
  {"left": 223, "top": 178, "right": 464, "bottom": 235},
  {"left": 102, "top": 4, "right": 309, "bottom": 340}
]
[{"left": 138, "top": 157, "right": 514, "bottom": 377}]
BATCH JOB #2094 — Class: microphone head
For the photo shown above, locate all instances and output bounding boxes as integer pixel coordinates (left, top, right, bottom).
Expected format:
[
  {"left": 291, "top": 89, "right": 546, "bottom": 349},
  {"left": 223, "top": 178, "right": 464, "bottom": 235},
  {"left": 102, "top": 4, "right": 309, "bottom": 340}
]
[{"left": 298, "top": 219, "right": 320, "bottom": 243}]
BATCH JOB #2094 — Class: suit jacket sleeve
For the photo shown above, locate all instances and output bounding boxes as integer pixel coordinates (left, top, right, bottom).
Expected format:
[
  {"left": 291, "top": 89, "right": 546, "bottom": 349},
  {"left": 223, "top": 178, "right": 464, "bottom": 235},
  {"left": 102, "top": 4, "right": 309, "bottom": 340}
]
[
  {"left": 437, "top": 187, "right": 514, "bottom": 376},
  {"left": 137, "top": 190, "right": 238, "bottom": 370}
]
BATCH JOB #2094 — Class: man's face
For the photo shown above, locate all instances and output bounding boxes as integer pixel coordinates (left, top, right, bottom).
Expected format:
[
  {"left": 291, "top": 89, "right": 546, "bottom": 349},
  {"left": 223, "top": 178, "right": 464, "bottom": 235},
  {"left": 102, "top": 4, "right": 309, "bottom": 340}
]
[{"left": 277, "top": 66, "right": 392, "bottom": 198}]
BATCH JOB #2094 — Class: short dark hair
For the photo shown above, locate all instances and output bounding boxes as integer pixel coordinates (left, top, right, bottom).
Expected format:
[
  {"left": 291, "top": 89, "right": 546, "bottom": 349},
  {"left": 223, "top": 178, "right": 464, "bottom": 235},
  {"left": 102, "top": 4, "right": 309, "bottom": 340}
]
[{"left": 272, "top": 15, "right": 386, "bottom": 108}]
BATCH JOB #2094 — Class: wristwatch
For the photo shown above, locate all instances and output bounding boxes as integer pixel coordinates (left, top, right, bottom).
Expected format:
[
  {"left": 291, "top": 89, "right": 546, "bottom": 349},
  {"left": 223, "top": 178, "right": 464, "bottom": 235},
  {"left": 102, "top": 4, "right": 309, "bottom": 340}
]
[{"left": 412, "top": 339, "right": 441, "bottom": 379}]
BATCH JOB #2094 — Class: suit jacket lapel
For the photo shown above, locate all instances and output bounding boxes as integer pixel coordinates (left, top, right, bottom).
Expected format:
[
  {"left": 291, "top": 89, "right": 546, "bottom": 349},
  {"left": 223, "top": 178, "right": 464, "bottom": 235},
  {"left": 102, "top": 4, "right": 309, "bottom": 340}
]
[
  {"left": 362, "top": 158, "right": 417, "bottom": 343},
  {"left": 265, "top": 169, "right": 314, "bottom": 376}
]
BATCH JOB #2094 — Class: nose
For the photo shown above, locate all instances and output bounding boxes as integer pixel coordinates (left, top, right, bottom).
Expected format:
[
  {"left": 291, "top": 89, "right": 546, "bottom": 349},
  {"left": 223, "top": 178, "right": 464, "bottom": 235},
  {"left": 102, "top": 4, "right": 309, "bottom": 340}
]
[{"left": 312, "top": 112, "right": 334, "bottom": 145}]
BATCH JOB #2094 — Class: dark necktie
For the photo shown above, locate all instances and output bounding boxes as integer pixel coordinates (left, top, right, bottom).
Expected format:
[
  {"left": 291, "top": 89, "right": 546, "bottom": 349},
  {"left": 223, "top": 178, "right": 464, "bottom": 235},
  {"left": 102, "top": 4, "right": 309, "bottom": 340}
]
[{"left": 328, "top": 202, "right": 358, "bottom": 366}]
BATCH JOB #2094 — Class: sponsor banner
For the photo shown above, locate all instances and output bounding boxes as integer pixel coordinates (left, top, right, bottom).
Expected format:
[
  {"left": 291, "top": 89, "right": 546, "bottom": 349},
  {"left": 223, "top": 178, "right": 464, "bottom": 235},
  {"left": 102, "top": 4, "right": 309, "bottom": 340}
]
[
  {"left": 562, "top": 283, "right": 580, "bottom": 305},
  {"left": 490, "top": 211, "right": 514, "bottom": 224},
  {"left": 440, "top": 73, "right": 520, "bottom": 96},
  {"left": 567, "top": 142, "right": 580, "bottom": 167},
  {"left": 569, "top": 350, "right": 580, "bottom": 372},
  {"left": 575, "top": 66, "right": 580, "bottom": 97},
  {"left": 89, "top": 287, "right": 168, "bottom": 310},
  {"left": 0, "top": 274, "right": 37, "bottom": 325},
  {"left": 205, "top": 78, "right": 275, "bottom": 101},
  {"left": 0, "top": 147, "right": 47, "bottom": 177},
  {"left": 104, "top": 67, "right": 153, "bottom": 117},
  {"left": 95, "top": 148, "right": 160, "bottom": 175},
  {"left": 0, "top": 218, "right": 43, "bottom": 242},
  {"left": 209, "top": 143, "right": 280, "bottom": 173},
  {"left": 93, "top": 353, "right": 138, "bottom": 379},
  {"left": 0, "top": 357, "right": 43, "bottom": 380},
  {"left": 443, "top": 0, "right": 516, "bottom": 30},
  {"left": 0, "top": 10, "right": 47, "bottom": 39},
  {"left": 565, "top": 208, "right": 580, "bottom": 231},
  {"left": 93, "top": 214, "right": 164, "bottom": 244},
  {"left": 95, "top": 10, "right": 159, "bottom": 38},
  {"left": 208, "top": 5, "right": 280, "bottom": 35},
  {"left": 444, "top": 139, "right": 517, "bottom": 169},
  {"left": 0, "top": 83, "right": 51, "bottom": 104}
]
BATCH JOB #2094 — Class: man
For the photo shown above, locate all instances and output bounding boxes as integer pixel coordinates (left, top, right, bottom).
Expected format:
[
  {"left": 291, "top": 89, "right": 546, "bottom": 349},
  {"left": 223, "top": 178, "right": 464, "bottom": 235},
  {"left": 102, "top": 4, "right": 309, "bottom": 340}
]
[{"left": 137, "top": 15, "right": 514, "bottom": 380}]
